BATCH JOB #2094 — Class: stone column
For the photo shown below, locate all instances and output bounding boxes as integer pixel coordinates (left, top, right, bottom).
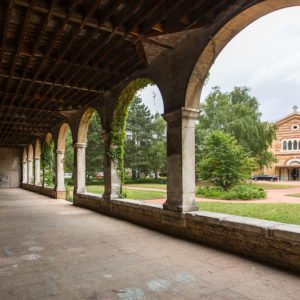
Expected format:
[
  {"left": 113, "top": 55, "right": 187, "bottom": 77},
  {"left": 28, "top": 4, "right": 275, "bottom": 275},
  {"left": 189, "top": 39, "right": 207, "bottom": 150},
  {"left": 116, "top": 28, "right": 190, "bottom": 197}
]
[
  {"left": 22, "top": 160, "right": 28, "bottom": 184},
  {"left": 163, "top": 108, "right": 199, "bottom": 212},
  {"left": 74, "top": 143, "right": 87, "bottom": 194},
  {"left": 55, "top": 150, "right": 65, "bottom": 198},
  {"left": 27, "top": 159, "right": 33, "bottom": 184},
  {"left": 34, "top": 157, "right": 41, "bottom": 185},
  {"left": 102, "top": 131, "right": 121, "bottom": 200}
]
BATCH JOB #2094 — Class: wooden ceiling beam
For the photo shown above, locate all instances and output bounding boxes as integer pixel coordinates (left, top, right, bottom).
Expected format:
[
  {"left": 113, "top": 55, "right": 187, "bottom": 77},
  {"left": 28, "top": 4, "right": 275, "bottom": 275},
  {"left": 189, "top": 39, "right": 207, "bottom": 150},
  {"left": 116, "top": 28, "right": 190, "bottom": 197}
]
[
  {"left": 15, "top": 0, "right": 80, "bottom": 112},
  {"left": 0, "top": 70, "right": 104, "bottom": 94},
  {"left": 0, "top": 120, "right": 51, "bottom": 127},
  {"left": 2, "top": 2, "right": 35, "bottom": 117},
  {"left": 0, "top": 104, "right": 60, "bottom": 114},
  {"left": 3, "top": 0, "right": 60, "bottom": 122}
]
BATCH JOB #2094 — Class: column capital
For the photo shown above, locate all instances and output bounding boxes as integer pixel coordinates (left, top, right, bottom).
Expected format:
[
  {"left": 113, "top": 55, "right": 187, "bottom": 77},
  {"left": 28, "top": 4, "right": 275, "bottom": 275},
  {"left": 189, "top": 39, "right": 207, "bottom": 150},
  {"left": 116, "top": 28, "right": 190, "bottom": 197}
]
[
  {"left": 163, "top": 108, "right": 199, "bottom": 122},
  {"left": 56, "top": 150, "right": 65, "bottom": 154},
  {"left": 34, "top": 157, "right": 40, "bottom": 160},
  {"left": 27, "top": 159, "right": 33, "bottom": 162},
  {"left": 73, "top": 143, "right": 87, "bottom": 149},
  {"left": 23, "top": 160, "right": 27, "bottom": 164}
]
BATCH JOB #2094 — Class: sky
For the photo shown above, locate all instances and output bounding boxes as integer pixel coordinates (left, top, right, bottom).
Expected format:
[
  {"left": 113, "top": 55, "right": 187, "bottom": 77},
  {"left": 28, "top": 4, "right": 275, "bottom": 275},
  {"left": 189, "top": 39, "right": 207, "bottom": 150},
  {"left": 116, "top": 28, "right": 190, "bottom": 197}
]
[{"left": 138, "top": 7, "right": 300, "bottom": 121}]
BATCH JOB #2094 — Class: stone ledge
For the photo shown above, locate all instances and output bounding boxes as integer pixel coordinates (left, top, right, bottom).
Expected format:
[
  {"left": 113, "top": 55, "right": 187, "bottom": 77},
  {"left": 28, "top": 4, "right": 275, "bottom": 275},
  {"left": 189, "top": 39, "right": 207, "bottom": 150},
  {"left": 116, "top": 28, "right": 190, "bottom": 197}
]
[
  {"left": 56, "top": 191, "right": 300, "bottom": 272},
  {"left": 270, "top": 224, "right": 300, "bottom": 243}
]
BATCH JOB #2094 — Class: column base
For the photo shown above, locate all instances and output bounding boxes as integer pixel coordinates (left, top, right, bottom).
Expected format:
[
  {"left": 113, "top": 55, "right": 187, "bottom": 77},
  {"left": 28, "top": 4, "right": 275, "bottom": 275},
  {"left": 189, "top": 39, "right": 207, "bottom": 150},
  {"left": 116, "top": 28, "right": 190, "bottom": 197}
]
[{"left": 55, "top": 190, "right": 66, "bottom": 199}]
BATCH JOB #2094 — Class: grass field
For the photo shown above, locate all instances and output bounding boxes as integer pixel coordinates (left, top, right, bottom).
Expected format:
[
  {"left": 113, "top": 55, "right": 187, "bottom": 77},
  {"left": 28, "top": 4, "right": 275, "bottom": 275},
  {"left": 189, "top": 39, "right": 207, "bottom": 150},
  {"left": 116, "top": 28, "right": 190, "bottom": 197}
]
[
  {"left": 286, "top": 193, "right": 300, "bottom": 198},
  {"left": 67, "top": 185, "right": 165, "bottom": 200},
  {"left": 124, "top": 183, "right": 166, "bottom": 190},
  {"left": 252, "top": 182, "right": 300, "bottom": 189},
  {"left": 198, "top": 202, "right": 300, "bottom": 225}
]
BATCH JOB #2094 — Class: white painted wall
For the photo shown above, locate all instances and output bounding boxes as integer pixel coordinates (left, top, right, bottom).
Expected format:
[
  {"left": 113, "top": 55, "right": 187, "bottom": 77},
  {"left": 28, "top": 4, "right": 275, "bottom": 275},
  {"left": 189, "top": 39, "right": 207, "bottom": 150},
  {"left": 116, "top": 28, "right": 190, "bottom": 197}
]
[{"left": 0, "top": 148, "right": 21, "bottom": 188}]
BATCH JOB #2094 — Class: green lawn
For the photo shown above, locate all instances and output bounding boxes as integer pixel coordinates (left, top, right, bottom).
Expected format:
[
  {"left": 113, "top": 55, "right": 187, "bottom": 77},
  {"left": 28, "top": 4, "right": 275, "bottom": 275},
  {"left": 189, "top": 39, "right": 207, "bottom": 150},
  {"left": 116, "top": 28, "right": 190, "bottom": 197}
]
[
  {"left": 123, "top": 188, "right": 165, "bottom": 199},
  {"left": 67, "top": 185, "right": 165, "bottom": 200},
  {"left": 124, "top": 183, "right": 166, "bottom": 190},
  {"left": 252, "top": 182, "right": 299, "bottom": 189},
  {"left": 198, "top": 202, "right": 300, "bottom": 225},
  {"left": 286, "top": 193, "right": 300, "bottom": 198}
]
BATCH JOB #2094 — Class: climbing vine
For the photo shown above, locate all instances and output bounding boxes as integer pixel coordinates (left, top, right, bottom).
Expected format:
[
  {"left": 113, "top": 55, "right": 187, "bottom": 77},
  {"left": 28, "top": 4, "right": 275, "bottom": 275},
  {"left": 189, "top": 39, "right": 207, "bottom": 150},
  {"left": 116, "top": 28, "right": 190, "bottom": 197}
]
[
  {"left": 108, "top": 78, "right": 153, "bottom": 196},
  {"left": 41, "top": 139, "right": 55, "bottom": 187}
]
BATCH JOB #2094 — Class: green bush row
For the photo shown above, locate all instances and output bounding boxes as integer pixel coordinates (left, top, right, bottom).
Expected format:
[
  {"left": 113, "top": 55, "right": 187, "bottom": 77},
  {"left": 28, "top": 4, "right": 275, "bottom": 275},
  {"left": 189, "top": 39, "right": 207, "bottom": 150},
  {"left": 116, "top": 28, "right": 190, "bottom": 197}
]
[
  {"left": 196, "top": 184, "right": 266, "bottom": 200},
  {"left": 124, "top": 177, "right": 167, "bottom": 184}
]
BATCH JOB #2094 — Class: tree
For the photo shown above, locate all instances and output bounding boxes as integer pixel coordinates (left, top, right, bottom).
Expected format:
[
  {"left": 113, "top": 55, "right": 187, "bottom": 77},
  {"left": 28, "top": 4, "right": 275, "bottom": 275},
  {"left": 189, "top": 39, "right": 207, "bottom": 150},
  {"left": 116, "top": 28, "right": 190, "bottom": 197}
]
[
  {"left": 86, "top": 113, "right": 104, "bottom": 179},
  {"left": 125, "top": 96, "right": 154, "bottom": 178},
  {"left": 64, "top": 129, "right": 73, "bottom": 173},
  {"left": 148, "top": 113, "right": 167, "bottom": 178},
  {"left": 197, "top": 130, "right": 254, "bottom": 190},
  {"left": 196, "top": 87, "right": 277, "bottom": 170},
  {"left": 41, "top": 140, "right": 55, "bottom": 187}
]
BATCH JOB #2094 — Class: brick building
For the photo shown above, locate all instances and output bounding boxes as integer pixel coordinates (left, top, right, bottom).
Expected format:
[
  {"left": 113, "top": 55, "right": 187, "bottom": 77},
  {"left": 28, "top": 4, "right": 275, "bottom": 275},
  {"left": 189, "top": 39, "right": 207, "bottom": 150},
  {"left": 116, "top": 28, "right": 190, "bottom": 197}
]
[{"left": 264, "top": 106, "right": 300, "bottom": 181}]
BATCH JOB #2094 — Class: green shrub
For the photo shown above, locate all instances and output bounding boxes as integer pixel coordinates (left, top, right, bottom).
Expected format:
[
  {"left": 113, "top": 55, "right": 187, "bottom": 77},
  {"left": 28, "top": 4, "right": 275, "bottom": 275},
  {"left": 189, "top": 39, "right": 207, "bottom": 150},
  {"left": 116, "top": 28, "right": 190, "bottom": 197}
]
[
  {"left": 197, "top": 184, "right": 266, "bottom": 200},
  {"left": 86, "top": 178, "right": 104, "bottom": 185},
  {"left": 124, "top": 177, "right": 166, "bottom": 184},
  {"left": 65, "top": 185, "right": 73, "bottom": 202},
  {"left": 64, "top": 178, "right": 74, "bottom": 186}
]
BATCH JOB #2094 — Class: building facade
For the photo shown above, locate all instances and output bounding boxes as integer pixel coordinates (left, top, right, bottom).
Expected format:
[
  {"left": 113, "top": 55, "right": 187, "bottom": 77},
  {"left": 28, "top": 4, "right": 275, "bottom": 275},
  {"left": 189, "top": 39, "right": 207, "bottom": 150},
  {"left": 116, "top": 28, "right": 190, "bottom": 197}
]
[{"left": 265, "top": 106, "right": 300, "bottom": 181}]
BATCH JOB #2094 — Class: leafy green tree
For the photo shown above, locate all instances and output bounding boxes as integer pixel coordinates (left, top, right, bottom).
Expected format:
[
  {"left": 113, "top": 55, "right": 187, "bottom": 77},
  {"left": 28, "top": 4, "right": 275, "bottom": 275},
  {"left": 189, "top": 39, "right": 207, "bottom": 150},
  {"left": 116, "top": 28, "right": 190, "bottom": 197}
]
[
  {"left": 64, "top": 129, "right": 73, "bottom": 173},
  {"left": 196, "top": 87, "right": 277, "bottom": 170},
  {"left": 125, "top": 96, "right": 154, "bottom": 178},
  {"left": 197, "top": 130, "right": 254, "bottom": 190},
  {"left": 148, "top": 113, "right": 167, "bottom": 178},
  {"left": 86, "top": 113, "right": 104, "bottom": 179},
  {"left": 41, "top": 140, "right": 55, "bottom": 187}
]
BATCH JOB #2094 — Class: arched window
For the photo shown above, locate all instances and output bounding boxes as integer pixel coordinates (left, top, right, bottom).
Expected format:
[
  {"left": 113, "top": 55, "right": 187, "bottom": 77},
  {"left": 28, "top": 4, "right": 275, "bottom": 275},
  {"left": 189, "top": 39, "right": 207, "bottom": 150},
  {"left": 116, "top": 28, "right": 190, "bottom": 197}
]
[
  {"left": 293, "top": 140, "right": 298, "bottom": 150},
  {"left": 288, "top": 140, "right": 292, "bottom": 150},
  {"left": 298, "top": 141, "right": 300, "bottom": 150},
  {"left": 283, "top": 141, "right": 287, "bottom": 150}
]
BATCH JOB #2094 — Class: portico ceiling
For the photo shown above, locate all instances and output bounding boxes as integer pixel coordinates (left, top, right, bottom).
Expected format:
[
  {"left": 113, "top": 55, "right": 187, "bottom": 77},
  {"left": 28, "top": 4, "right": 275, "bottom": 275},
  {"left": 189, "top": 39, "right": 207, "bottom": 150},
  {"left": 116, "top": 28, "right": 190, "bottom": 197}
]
[{"left": 0, "top": 0, "right": 258, "bottom": 147}]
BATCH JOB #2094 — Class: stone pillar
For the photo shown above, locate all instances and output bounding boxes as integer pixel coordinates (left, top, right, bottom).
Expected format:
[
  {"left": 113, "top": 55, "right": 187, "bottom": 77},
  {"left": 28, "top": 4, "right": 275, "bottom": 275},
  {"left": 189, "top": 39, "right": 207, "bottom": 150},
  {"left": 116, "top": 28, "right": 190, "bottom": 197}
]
[
  {"left": 27, "top": 159, "right": 33, "bottom": 184},
  {"left": 163, "top": 108, "right": 199, "bottom": 212},
  {"left": 34, "top": 158, "right": 41, "bottom": 185},
  {"left": 22, "top": 160, "right": 28, "bottom": 184},
  {"left": 102, "top": 131, "right": 121, "bottom": 200},
  {"left": 74, "top": 143, "right": 87, "bottom": 194},
  {"left": 55, "top": 150, "right": 65, "bottom": 198}
]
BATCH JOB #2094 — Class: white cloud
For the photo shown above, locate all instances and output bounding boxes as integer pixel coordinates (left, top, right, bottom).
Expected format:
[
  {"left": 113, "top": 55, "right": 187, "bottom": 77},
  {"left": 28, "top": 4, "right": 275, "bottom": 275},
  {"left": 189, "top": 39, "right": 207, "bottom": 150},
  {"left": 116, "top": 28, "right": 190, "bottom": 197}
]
[{"left": 201, "top": 6, "right": 300, "bottom": 121}]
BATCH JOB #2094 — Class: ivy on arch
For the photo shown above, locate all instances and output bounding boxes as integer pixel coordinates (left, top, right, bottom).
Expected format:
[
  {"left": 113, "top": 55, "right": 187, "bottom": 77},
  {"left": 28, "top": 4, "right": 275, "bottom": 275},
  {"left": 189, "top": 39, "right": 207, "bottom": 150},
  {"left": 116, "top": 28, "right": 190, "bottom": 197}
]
[{"left": 108, "top": 78, "right": 153, "bottom": 195}]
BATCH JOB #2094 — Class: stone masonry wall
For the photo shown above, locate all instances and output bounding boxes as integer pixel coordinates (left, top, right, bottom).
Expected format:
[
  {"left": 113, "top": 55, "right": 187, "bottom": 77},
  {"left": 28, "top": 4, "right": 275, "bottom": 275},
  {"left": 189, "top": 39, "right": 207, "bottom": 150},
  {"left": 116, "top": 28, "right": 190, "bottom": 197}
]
[
  {"left": 0, "top": 147, "right": 20, "bottom": 188},
  {"left": 22, "top": 184, "right": 56, "bottom": 198},
  {"left": 73, "top": 193, "right": 300, "bottom": 272}
]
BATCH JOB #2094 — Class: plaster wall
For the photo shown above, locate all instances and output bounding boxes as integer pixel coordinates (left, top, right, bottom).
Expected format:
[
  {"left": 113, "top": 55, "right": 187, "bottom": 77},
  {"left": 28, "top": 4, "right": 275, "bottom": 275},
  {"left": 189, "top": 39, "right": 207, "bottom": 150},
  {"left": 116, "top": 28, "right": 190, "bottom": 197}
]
[{"left": 0, "top": 148, "right": 20, "bottom": 188}]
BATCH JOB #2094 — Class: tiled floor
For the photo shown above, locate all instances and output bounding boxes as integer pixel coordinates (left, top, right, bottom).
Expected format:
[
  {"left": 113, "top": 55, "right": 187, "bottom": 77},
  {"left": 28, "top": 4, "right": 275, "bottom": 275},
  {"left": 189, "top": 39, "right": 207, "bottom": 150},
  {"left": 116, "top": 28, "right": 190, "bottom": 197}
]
[{"left": 0, "top": 188, "right": 299, "bottom": 299}]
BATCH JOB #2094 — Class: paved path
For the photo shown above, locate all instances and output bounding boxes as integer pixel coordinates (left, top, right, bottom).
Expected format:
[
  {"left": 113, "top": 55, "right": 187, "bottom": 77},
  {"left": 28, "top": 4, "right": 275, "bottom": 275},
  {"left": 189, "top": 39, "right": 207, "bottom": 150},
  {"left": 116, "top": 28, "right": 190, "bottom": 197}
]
[
  {"left": 1, "top": 188, "right": 300, "bottom": 299},
  {"left": 130, "top": 182, "right": 300, "bottom": 204}
]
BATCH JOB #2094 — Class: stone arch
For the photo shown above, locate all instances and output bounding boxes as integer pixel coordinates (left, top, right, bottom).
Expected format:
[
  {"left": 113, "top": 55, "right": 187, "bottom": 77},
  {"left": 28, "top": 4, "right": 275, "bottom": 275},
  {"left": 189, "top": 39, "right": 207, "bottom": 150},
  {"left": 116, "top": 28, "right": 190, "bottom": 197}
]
[
  {"left": 45, "top": 132, "right": 53, "bottom": 145},
  {"left": 286, "top": 158, "right": 300, "bottom": 166},
  {"left": 185, "top": 0, "right": 300, "bottom": 109},
  {"left": 35, "top": 139, "right": 41, "bottom": 159},
  {"left": 113, "top": 77, "right": 163, "bottom": 120},
  {"left": 57, "top": 123, "right": 72, "bottom": 151},
  {"left": 28, "top": 144, "right": 33, "bottom": 160},
  {"left": 106, "top": 77, "right": 165, "bottom": 198},
  {"left": 78, "top": 108, "right": 98, "bottom": 144},
  {"left": 23, "top": 148, "right": 27, "bottom": 160}
]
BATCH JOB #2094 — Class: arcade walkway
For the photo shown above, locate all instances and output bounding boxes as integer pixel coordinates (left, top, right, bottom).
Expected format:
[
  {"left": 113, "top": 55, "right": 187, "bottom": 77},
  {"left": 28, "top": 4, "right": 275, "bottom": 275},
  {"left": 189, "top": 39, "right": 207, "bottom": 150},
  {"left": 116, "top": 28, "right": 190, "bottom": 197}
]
[{"left": 0, "top": 189, "right": 299, "bottom": 300}]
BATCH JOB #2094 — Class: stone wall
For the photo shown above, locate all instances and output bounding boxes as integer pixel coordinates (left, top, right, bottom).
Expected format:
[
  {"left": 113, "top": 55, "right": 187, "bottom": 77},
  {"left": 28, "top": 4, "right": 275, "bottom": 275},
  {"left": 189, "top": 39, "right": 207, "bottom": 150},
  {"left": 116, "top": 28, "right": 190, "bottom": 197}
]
[
  {"left": 0, "top": 148, "right": 20, "bottom": 188},
  {"left": 22, "top": 184, "right": 56, "bottom": 198},
  {"left": 74, "top": 193, "right": 300, "bottom": 272}
]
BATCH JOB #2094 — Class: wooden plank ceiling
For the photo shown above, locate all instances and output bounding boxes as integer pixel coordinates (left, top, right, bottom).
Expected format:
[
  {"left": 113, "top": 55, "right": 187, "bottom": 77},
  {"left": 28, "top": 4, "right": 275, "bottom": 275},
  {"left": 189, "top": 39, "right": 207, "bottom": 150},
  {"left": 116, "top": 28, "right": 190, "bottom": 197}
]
[{"left": 0, "top": 0, "right": 250, "bottom": 147}]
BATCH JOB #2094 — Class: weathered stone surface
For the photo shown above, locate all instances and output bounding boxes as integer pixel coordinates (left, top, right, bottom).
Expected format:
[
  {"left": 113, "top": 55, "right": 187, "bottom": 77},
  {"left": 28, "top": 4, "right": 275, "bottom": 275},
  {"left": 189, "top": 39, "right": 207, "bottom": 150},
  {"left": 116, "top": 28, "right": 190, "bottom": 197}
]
[{"left": 72, "top": 192, "right": 300, "bottom": 272}]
